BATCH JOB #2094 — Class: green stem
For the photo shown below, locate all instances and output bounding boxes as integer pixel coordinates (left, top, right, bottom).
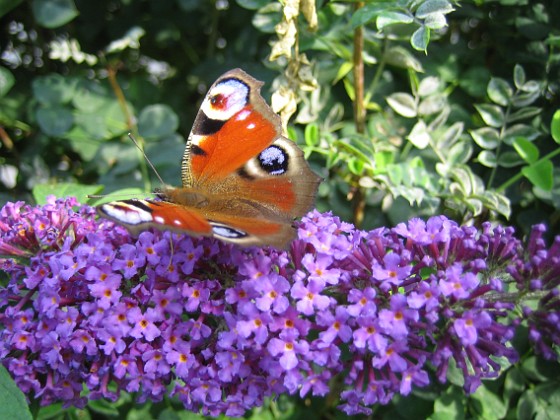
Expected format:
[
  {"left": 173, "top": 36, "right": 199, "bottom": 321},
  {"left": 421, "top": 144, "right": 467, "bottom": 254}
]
[
  {"left": 497, "top": 146, "right": 560, "bottom": 192},
  {"left": 107, "top": 65, "right": 151, "bottom": 192}
]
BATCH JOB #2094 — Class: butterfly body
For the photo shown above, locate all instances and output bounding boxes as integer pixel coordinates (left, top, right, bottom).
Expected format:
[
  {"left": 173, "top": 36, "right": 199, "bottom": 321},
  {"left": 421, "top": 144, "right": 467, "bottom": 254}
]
[{"left": 98, "top": 69, "right": 321, "bottom": 248}]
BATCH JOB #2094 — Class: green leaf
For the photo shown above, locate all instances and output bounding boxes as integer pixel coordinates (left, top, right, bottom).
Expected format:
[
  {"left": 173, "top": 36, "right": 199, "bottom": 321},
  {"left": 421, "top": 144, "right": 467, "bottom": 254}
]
[
  {"left": 416, "top": 0, "right": 454, "bottom": 18},
  {"left": 513, "top": 137, "right": 539, "bottom": 164},
  {"left": 513, "top": 64, "right": 526, "bottom": 89},
  {"left": 470, "top": 127, "right": 500, "bottom": 149},
  {"left": 36, "top": 106, "right": 74, "bottom": 137},
  {"left": 474, "top": 104, "right": 504, "bottom": 127},
  {"left": 411, "top": 26, "right": 430, "bottom": 52},
  {"left": 32, "top": 183, "right": 103, "bottom": 205},
  {"left": 386, "top": 92, "right": 417, "bottom": 117},
  {"left": 376, "top": 10, "right": 413, "bottom": 30},
  {"left": 32, "top": 74, "right": 76, "bottom": 105},
  {"left": 32, "top": 0, "right": 79, "bottom": 28},
  {"left": 350, "top": 3, "right": 389, "bottom": 29},
  {"left": 487, "top": 77, "right": 512, "bottom": 106},
  {"left": 522, "top": 160, "right": 553, "bottom": 191},
  {"left": 72, "top": 80, "right": 110, "bottom": 112},
  {"left": 304, "top": 123, "right": 319, "bottom": 147},
  {"left": 177, "top": 0, "right": 201, "bottom": 12},
  {"left": 90, "top": 187, "right": 146, "bottom": 205},
  {"left": 0, "top": 66, "right": 15, "bottom": 97},
  {"left": 138, "top": 104, "right": 179, "bottom": 139},
  {"left": 252, "top": 3, "right": 281, "bottom": 34},
  {"left": 0, "top": 0, "right": 23, "bottom": 18},
  {"left": 551, "top": 109, "right": 560, "bottom": 144},
  {"left": 236, "top": 0, "right": 270, "bottom": 10},
  {"left": 471, "top": 385, "right": 507, "bottom": 419},
  {"left": 0, "top": 366, "right": 32, "bottom": 420}
]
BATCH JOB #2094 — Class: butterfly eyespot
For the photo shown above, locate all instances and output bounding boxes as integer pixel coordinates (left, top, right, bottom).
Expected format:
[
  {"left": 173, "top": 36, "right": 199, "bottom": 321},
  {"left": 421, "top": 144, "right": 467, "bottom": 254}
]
[
  {"left": 201, "top": 78, "right": 249, "bottom": 121},
  {"left": 210, "top": 94, "right": 226, "bottom": 109},
  {"left": 258, "top": 145, "right": 289, "bottom": 175},
  {"left": 210, "top": 222, "right": 247, "bottom": 239}
]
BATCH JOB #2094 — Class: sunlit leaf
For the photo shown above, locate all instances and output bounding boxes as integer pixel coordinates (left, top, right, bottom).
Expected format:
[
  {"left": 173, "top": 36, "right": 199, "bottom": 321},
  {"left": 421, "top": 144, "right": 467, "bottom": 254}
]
[{"left": 522, "top": 160, "right": 554, "bottom": 191}]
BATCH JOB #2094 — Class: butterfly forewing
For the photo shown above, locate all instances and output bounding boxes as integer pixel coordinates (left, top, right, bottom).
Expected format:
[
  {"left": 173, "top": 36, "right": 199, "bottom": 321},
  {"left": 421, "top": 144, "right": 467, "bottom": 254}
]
[{"left": 98, "top": 68, "right": 320, "bottom": 249}]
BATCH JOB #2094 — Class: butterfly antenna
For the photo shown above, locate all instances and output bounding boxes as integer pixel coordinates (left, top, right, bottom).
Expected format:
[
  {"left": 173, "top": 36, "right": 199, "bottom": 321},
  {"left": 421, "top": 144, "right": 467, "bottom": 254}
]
[{"left": 128, "top": 133, "right": 167, "bottom": 187}]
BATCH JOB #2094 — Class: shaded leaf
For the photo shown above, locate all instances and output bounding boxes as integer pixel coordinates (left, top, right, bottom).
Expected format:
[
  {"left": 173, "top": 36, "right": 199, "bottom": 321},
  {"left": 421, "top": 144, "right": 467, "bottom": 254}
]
[
  {"left": 138, "top": 104, "right": 179, "bottom": 139},
  {"left": 0, "top": 66, "right": 15, "bottom": 97},
  {"left": 32, "top": 0, "right": 79, "bottom": 28},
  {"left": 36, "top": 106, "right": 74, "bottom": 137},
  {"left": 0, "top": 366, "right": 32, "bottom": 420}
]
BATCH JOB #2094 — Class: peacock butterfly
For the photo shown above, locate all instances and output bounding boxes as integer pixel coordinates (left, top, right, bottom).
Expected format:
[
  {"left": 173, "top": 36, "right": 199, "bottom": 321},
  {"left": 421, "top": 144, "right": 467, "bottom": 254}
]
[{"left": 97, "top": 68, "right": 321, "bottom": 249}]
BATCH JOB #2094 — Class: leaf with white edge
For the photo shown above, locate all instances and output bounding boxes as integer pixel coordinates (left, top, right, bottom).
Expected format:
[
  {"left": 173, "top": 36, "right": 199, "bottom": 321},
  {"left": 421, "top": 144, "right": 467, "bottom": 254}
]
[
  {"left": 386, "top": 92, "right": 417, "bottom": 117},
  {"left": 0, "top": 66, "right": 15, "bottom": 97},
  {"left": 448, "top": 141, "right": 472, "bottom": 165},
  {"left": 418, "top": 94, "right": 446, "bottom": 116},
  {"left": 551, "top": 110, "right": 560, "bottom": 144},
  {"left": 474, "top": 104, "right": 504, "bottom": 128},
  {"left": 385, "top": 46, "right": 424, "bottom": 72},
  {"left": 522, "top": 160, "right": 553, "bottom": 191},
  {"left": 470, "top": 127, "right": 500, "bottom": 149},
  {"left": 511, "top": 90, "right": 540, "bottom": 108},
  {"left": 438, "top": 121, "right": 464, "bottom": 148},
  {"left": 507, "top": 106, "right": 541, "bottom": 124},
  {"left": 418, "top": 76, "right": 440, "bottom": 97},
  {"left": 487, "top": 78, "right": 512, "bottom": 106},
  {"left": 416, "top": 0, "right": 454, "bottom": 18},
  {"left": 504, "top": 124, "right": 541, "bottom": 144},
  {"left": 498, "top": 151, "right": 524, "bottom": 168},
  {"left": 513, "top": 137, "right": 539, "bottom": 164},
  {"left": 32, "top": 0, "right": 79, "bottom": 28},
  {"left": 377, "top": 10, "right": 413, "bottom": 30},
  {"left": 407, "top": 120, "right": 431, "bottom": 149},
  {"left": 513, "top": 64, "right": 526, "bottom": 90},
  {"left": 411, "top": 26, "right": 430, "bottom": 52},
  {"left": 424, "top": 12, "right": 448, "bottom": 29},
  {"left": 478, "top": 150, "right": 497, "bottom": 168}
]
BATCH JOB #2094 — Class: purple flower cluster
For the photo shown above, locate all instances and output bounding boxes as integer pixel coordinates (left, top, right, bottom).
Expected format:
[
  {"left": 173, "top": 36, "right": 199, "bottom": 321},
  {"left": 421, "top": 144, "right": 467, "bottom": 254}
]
[{"left": 1, "top": 197, "right": 559, "bottom": 416}]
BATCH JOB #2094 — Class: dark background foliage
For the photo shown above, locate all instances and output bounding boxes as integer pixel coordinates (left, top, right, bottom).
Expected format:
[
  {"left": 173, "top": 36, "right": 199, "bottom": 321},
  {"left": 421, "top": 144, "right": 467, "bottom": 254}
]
[{"left": 1, "top": 0, "right": 560, "bottom": 418}]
